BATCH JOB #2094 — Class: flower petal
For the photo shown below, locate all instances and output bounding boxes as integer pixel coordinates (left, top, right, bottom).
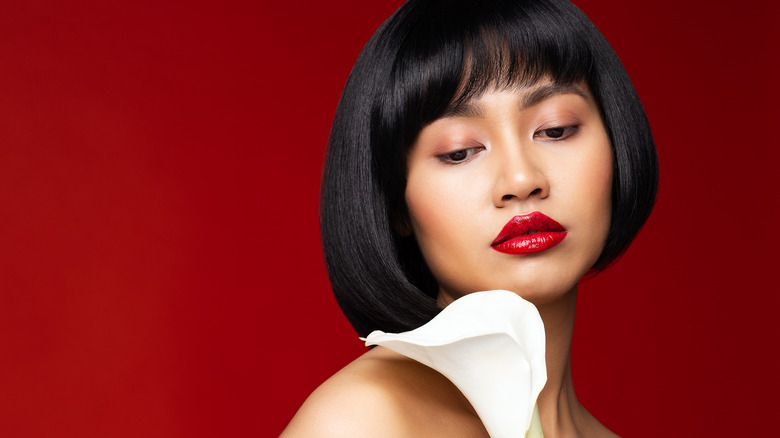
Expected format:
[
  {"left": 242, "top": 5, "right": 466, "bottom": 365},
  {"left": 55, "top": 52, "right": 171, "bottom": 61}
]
[{"left": 363, "top": 290, "right": 547, "bottom": 438}]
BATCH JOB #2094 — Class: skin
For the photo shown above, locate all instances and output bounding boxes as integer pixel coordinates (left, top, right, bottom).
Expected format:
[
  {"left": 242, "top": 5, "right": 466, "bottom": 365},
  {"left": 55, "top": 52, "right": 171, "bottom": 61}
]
[{"left": 283, "top": 81, "right": 618, "bottom": 437}]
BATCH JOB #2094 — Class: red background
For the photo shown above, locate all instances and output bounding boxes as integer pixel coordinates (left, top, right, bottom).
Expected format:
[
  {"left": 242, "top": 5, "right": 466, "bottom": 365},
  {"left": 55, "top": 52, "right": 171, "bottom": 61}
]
[{"left": 1, "top": 0, "right": 778, "bottom": 436}]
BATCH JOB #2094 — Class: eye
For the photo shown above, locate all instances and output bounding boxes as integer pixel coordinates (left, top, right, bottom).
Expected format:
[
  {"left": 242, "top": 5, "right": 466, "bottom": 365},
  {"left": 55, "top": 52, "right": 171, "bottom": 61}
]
[
  {"left": 534, "top": 126, "right": 579, "bottom": 141},
  {"left": 439, "top": 147, "right": 483, "bottom": 164}
]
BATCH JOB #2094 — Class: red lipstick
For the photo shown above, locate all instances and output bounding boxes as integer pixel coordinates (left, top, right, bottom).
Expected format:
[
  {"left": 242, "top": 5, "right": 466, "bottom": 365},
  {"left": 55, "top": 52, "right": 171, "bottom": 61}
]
[{"left": 491, "top": 212, "right": 567, "bottom": 255}]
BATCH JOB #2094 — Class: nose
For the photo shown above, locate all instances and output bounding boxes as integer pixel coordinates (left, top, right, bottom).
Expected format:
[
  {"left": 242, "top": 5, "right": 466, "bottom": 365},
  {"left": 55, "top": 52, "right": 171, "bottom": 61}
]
[{"left": 492, "top": 145, "right": 550, "bottom": 207}]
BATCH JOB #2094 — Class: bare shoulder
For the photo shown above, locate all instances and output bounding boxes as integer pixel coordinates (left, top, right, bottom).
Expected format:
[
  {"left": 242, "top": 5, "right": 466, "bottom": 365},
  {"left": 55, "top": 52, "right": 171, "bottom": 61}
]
[
  {"left": 280, "top": 347, "right": 408, "bottom": 437},
  {"left": 280, "top": 347, "right": 488, "bottom": 438}
]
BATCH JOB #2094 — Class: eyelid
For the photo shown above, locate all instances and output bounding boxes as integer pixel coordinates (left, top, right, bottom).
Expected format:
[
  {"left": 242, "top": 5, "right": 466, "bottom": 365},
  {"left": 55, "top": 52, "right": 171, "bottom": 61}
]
[
  {"left": 438, "top": 146, "right": 485, "bottom": 164},
  {"left": 533, "top": 125, "right": 579, "bottom": 141}
]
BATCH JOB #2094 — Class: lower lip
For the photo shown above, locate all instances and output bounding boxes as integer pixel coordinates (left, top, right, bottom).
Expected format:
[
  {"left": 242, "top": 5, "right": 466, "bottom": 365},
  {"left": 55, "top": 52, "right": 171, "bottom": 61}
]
[{"left": 491, "top": 231, "right": 567, "bottom": 255}]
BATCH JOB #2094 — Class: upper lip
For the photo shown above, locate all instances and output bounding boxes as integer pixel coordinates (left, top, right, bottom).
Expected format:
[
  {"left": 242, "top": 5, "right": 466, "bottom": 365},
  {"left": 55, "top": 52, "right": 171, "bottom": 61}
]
[{"left": 491, "top": 212, "right": 566, "bottom": 246}]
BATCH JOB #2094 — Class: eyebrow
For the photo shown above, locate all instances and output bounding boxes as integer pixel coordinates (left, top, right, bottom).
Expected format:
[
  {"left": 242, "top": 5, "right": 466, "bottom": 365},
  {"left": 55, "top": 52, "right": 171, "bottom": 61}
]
[
  {"left": 522, "top": 83, "right": 589, "bottom": 109},
  {"left": 440, "top": 83, "right": 590, "bottom": 119}
]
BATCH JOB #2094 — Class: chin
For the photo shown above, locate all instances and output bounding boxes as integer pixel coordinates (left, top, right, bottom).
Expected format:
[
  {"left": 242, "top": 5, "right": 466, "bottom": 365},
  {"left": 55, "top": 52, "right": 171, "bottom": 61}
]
[
  {"left": 514, "top": 284, "right": 577, "bottom": 306},
  {"left": 440, "top": 276, "right": 580, "bottom": 308}
]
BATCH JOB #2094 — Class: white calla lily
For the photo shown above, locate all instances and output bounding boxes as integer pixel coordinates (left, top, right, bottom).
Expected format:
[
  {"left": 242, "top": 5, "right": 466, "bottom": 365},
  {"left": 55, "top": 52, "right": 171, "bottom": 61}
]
[{"left": 362, "top": 290, "right": 547, "bottom": 438}]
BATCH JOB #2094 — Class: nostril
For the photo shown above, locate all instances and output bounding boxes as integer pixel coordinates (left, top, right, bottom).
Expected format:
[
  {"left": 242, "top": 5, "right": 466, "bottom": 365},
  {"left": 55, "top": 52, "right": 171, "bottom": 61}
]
[{"left": 501, "top": 187, "right": 542, "bottom": 202}]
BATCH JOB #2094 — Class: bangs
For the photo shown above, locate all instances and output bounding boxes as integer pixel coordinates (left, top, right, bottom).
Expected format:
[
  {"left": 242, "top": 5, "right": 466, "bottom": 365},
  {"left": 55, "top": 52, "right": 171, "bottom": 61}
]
[{"left": 387, "top": 0, "right": 597, "bottom": 137}]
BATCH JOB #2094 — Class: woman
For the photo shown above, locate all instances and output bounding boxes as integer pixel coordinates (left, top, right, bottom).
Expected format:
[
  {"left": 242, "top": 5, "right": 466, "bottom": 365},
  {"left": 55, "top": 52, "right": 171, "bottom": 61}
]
[{"left": 283, "top": 0, "right": 657, "bottom": 436}]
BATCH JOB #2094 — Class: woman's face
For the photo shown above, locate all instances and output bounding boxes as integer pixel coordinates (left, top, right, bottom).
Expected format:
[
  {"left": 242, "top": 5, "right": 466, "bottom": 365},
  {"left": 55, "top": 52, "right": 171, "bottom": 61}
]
[{"left": 405, "top": 81, "right": 613, "bottom": 306}]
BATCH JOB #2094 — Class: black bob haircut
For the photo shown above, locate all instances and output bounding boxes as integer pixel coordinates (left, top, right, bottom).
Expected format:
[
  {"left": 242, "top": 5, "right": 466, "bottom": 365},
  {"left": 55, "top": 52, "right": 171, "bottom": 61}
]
[{"left": 320, "top": 0, "right": 658, "bottom": 337}]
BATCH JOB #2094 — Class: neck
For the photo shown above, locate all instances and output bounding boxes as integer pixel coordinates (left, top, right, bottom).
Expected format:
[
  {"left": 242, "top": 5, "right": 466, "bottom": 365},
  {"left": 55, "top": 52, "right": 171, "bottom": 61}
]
[{"left": 534, "top": 286, "right": 584, "bottom": 437}]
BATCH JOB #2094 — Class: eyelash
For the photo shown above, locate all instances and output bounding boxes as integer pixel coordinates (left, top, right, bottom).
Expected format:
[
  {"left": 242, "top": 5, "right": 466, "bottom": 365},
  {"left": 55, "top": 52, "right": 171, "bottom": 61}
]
[
  {"left": 438, "top": 147, "right": 484, "bottom": 164},
  {"left": 438, "top": 125, "right": 578, "bottom": 164},
  {"left": 534, "top": 125, "right": 579, "bottom": 141}
]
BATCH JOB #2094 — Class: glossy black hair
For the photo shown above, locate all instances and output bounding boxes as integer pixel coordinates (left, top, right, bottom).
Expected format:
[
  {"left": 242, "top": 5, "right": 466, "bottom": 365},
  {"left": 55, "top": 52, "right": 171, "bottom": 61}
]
[{"left": 320, "top": 0, "right": 658, "bottom": 337}]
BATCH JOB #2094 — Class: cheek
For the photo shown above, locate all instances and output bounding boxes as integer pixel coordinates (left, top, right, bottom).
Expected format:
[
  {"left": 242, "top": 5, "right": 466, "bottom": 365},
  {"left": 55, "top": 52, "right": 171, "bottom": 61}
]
[
  {"left": 580, "top": 152, "right": 612, "bottom": 214},
  {"left": 406, "top": 171, "right": 464, "bottom": 250},
  {"left": 592, "top": 144, "right": 614, "bottom": 222},
  {"left": 404, "top": 167, "right": 486, "bottom": 285},
  {"left": 550, "top": 134, "right": 613, "bottom": 254},
  {"left": 574, "top": 141, "right": 614, "bottom": 247},
  {"left": 404, "top": 180, "right": 448, "bottom": 283}
]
